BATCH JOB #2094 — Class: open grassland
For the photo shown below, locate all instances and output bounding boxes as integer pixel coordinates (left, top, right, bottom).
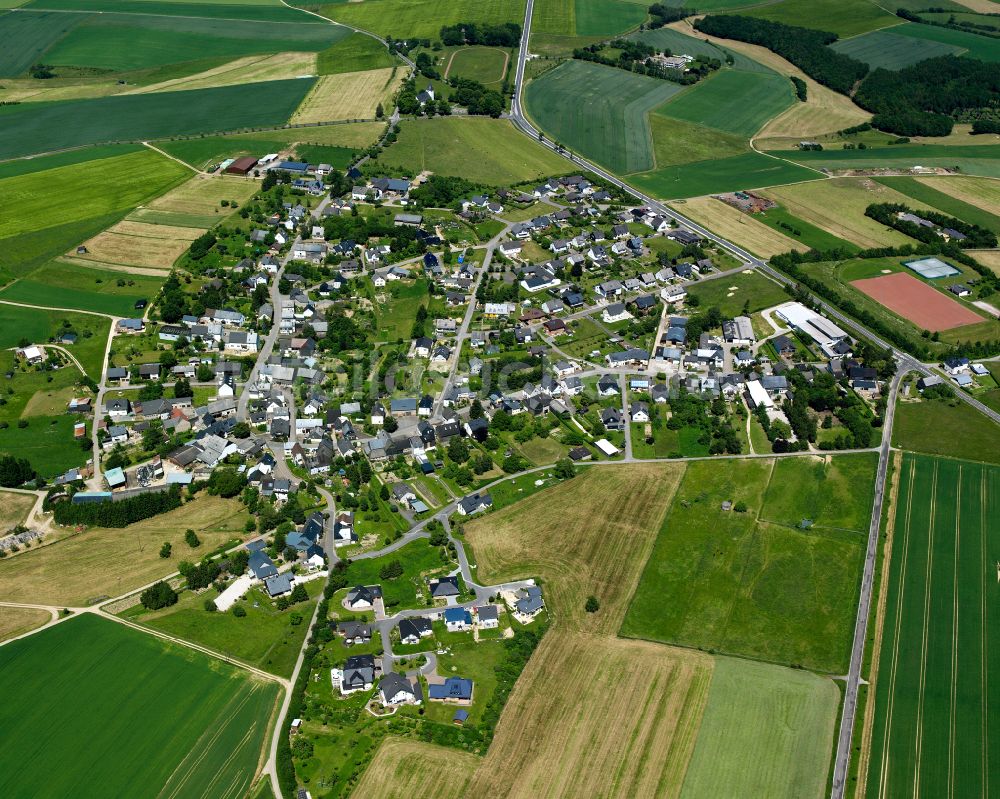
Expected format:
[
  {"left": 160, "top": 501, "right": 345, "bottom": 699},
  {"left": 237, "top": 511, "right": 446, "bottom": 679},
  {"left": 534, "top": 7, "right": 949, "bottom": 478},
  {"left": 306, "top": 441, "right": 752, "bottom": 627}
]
[
  {"left": 0, "top": 305, "right": 109, "bottom": 377},
  {"left": 0, "top": 495, "right": 248, "bottom": 605},
  {"left": 0, "top": 606, "right": 50, "bottom": 643},
  {"left": 864, "top": 455, "right": 1000, "bottom": 798},
  {"left": 467, "top": 631, "right": 712, "bottom": 799},
  {"left": 969, "top": 248, "right": 1000, "bottom": 275},
  {"left": 0, "top": 77, "right": 315, "bottom": 159},
  {"left": 0, "top": 614, "right": 279, "bottom": 799},
  {"left": 742, "top": 0, "right": 898, "bottom": 37},
  {"left": 134, "top": 582, "right": 321, "bottom": 677},
  {"left": 830, "top": 26, "right": 964, "bottom": 70},
  {"left": 76, "top": 220, "right": 199, "bottom": 270},
  {"left": 0, "top": 490, "right": 37, "bottom": 527},
  {"left": 909, "top": 176, "right": 1000, "bottom": 229},
  {"left": 622, "top": 458, "right": 871, "bottom": 673},
  {"left": 446, "top": 46, "right": 508, "bottom": 84},
  {"left": 130, "top": 52, "right": 317, "bottom": 94},
  {"left": 466, "top": 463, "right": 684, "bottom": 633},
  {"left": 676, "top": 196, "right": 804, "bottom": 258},
  {"left": 680, "top": 657, "right": 838, "bottom": 799},
  {"left": 757, "top": 203, "right": 861, "bottom": 252},
  {"left": 351, "top": 739, "right": 479, "bottom": 799},
  {"left": 25, "top": 0, "right": 316, "bottom": 21},
  {"left": 41, "top": 12, "right": 344, "bottom": 72},
  {"left": 148, "top": 173, "right": 258, "bottom": 215},
  {"left": 762, "top": 178, "right": 919, "bottom": 249},
  {"left": 319, "top": 0, "right": 526, "bottom": 39},
  {"left": 648, "top": 115, "right": 746, "bottom": 167},
  {"left": 630, "top": 152, "right": 819, "bottom": 201},
  {"left": 0, "top": 148, "right": 188, "bottom": 242},
  {"left": 771, "top": 143, "right": 1000, "bottom": 179},
  {"left": 893, "top": 396, "right": 1000, "bottom": 464},
  {"left": 574, "top": 0, "right": 647, "bottom": 36},
  {"left": 761, "top": 454, "right": 877, "bottom": 533},
  {"left": 379, "top": 117, "right": 569, "bottom": 184},
  {"left": 883, "top": 19, "right": 1000, "bottom": 62},
  {"left": 525, "top": 59, "right": 682, "bottom": 174},
  {"left": 0, "top": 259, "right": 165, "bottom": 315},
  {"left": 0, "top": 9, "right": 86, "bottom": 77},
  {"left": 656, "top": 68, "right": 794, "bottom": 139},
  {"left": 683, "top": 267, "right": 790, "bottom": 316},
  {"left": 318, "top": 32, "right": 398, "bottom": 74},
  {"left": 0, "top": 414, "right": 84, "bottom": 478},
  {"left": 291, "top": 67, "right": 402, "bottom": 122}
]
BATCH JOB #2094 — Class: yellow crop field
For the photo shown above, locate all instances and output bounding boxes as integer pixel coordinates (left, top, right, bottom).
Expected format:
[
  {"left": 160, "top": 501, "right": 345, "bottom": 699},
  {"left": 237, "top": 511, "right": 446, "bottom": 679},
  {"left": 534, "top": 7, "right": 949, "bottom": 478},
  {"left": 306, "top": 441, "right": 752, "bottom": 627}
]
[
  {"left": 916, "top": 175, "right": 1000, "bottom": 214},
  {"left": 762, "top": 178, "right": 917, "bottom": 248},
  {"left": 351, "top": 739, "right": 478, "bottom": 799},
  {"left": 0, "top": 490, "right": 37, "bottom": 527},
  {"left": 76, "top": 222, "right": 197, "bottom": 270},
  {"left": 679, "top": 196, "right": 805, "bottom": 258},
  {"left": 0, "top": 607, "right": 51, "bottom": 643},
  {"left": 147, "top": 174, "right": 258, "bottom": 216},
  {"left": 131, "top": 52, "right": 318, "bottom": 95},
  {"left": 105, "top": 220, "right": 203, "bottom": 241},
  {"left": 291, "top": 68, "right": 403, "bottom": 122},
  {"left": 0, "top": 495, "right": 248, "bottom": 606}
]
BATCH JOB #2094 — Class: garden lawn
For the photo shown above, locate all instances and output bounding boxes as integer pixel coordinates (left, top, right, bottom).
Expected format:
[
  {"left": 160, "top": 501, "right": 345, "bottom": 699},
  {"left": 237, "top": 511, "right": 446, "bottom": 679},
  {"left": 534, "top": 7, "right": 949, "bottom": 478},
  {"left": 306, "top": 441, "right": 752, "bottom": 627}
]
[
  {"left": 525, "top": 59, "right": 684, "bottom": 174},
  {"left": 376, "top": 278, "right": 429, "bottom": 342},
  {"left": 136, "top": 582, "right": 321, "bottom": 677},
  {"left": 621, "top": 458, "right": 867, "bottom": 673},
  {"left": 0, "top": 77, "right": 316, "bottom": 159},
  {"left": 0, "top": 414, "right": 86, "bottom": 479},
  {"left": 379, "top": 117, "right": 568, "bottom": 184},
  {"left": 342, "top": 539, "right": 456, "bottom": 611},
  {"left": 0, "top": 613, "right": 279, "bottom": 799}
]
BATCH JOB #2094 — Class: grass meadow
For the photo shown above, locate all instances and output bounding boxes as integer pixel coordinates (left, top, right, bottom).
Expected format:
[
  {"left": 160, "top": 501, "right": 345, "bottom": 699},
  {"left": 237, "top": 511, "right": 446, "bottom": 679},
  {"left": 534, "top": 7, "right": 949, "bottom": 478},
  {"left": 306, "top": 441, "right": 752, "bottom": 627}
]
[
  {"left": 756, "top": 203, "right": 861, "bottom": 253},
  {"left": 573, "top": 0, "right": 647, "bottom": 36},
  {"left": 0, "top": 606, "right": 50, "bottom": 643},
  {"left": 683, "top": 268, "right": 790, "bottom": 316},
  {"left": 0, "top": 489, "right": 37, "bottom": 527},
  {"left": 0, "top": 613, "right": 279, "bottom": 799},
  {"left": 742, "top": 0, "right": 898, "bottom": 37},
  {"left": 0, "top": 77, "right": 316, "bottom": 159},
  {"left": 319, "top": 0, "right": 526, "bottom": 38},
  {"left": 378, "top": 117, "right": 568, "bottom": 184},
  {"left": 677, "top": 196, "right": 804, "bottom": 258},
  {"left": 893, "top": 396, "right": 1000, "bottom": 465},
  {"left": 291, "top": 67, "right": 402, "bottom": 122},
  {"left": 864, "top": 454, "right": 1000, "bottom": 798},
  {"left": 0, "top": 305, "right": 110, "bottom": 376},
  {"left": 621, "top": 457, "right": 873, "bottom": 673},
  {"left": 446, "top": 46, "right": 508, "bottom": 84},
  {"left": 772, "top": 143, "right": 1000, "bottom": 179},
  {"left": 317, "top": 32, "right": 398, "bottom": 74},
  {"left": 24, "top": 0, "right": 316, "bottom": 22},
  {"left": 885, "top": 20, "right": 1000, "bottom": 62}
]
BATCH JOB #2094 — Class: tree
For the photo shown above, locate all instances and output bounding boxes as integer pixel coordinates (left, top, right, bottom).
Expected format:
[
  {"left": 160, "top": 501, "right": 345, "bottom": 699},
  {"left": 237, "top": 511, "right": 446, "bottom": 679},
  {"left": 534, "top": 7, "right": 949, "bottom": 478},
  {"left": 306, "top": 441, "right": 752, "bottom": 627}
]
[
  {"left": 290, "top": 583, "right": 308, "bottom": 603},
  {"left": 173, "top": 377, "right": 191, "bottom": 398},
  {"left": 0, "top": 455, "right": 35, "bottom": 488},
  {"left": 140, "top": 581, "right": 177, "bottom": 610},
  {"left": 585, "top": 595, "right": 600, "bottom": 613},
  {"left": 384, "top": 415, "right": 399, "bottom": 433},
  {"left": 159, "top": 542, "right": 172, "bottom": 559},
  {"left": 554, "top": 458, "right": 576, "bottom": 480},
  {"left": 204, "top": 599, "right": 217, "bottom": 612},
  {"left": 185, "top": 529, "right": 201, "bottom": 548},
  {"left": 379, "top": 559, "right": 404, "bottom": 579},
  {"left": 469, "top": 399, "right": 484, "bottom": 419},
  {"left": 448, "top": 436, "right": 470, "bottom": 463},
  {"left": 375, "top": 102, "right": 384, "bottom": 119},
  {"left": 232, "top": 604, "right": 247, "bottom": 617},
  {"left": 231, "top": 421, "right": 251, "bottom": 439}
]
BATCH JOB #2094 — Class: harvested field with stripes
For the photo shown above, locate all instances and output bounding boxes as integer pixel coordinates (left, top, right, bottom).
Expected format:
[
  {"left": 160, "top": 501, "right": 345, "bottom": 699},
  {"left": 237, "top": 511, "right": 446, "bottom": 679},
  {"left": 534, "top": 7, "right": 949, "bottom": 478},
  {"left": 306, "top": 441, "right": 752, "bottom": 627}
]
[
  {"left": 145, "top": 173, "right": 258, "bottom": 217},
  {"left": 75, "top": 220, "right": 201, "bottom": 270},
  {"left": 863, "top": 454, "right": 1000, "bottom": 798},
  {"left": 291, "top": 67, "right": 404, "bottom": 122}
]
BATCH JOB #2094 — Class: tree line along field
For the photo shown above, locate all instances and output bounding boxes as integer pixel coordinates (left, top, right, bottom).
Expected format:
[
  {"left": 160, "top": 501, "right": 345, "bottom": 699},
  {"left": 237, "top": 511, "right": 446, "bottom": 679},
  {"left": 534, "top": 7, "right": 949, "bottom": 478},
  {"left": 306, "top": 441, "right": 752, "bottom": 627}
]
[
  {"left": 377, "top": 117, "right": 570, "bottom": 184},
  {"left": 621, "top": 455, "right": 877, "bottom": 674},
  {"left": 0, "top": 77, "right": 316, "bottom": 159},
  {"left": 873, "top": 176, "right": 1000, "bottom": 235},
  {"left": 0, "top": 614, "right": 279, "bottom": 799},
  {"left": 740, "top": 0, "right": 899, "bottom": 38},
  {"left": 863, "top": 454, "right": 1000, "bottom": 798},
  {"left": 830, "top": 20, "right": 1000, "bottom": 67},
  {"left": 317, "top": 0, "right": 527, "bottom": 40}
]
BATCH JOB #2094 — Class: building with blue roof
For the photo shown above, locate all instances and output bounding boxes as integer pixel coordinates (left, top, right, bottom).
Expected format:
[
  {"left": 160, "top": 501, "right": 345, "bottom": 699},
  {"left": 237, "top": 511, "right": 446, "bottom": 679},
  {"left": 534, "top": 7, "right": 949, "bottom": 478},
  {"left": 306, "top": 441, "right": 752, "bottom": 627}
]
[{"left": 428, "top": 677, "right": 474, "bottom": 704}]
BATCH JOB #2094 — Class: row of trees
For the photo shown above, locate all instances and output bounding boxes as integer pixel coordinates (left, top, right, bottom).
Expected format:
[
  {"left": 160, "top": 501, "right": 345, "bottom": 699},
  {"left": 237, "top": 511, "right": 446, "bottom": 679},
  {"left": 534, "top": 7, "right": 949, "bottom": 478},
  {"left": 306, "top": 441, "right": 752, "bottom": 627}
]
[
  {"left": 865, "top": 202, "right": 998, "bottom": 249},
  {"left": 51, "top": 485, "right": 183, "bottom": 528},
  {"left": 648, "top": 4, "right": 694, "bottom": 29},
  {"left": 440, "top": 22, "right": 521, "bottom": 47},
  {"left": 573, "top": 41, "right": 720, "bottom": 85}
]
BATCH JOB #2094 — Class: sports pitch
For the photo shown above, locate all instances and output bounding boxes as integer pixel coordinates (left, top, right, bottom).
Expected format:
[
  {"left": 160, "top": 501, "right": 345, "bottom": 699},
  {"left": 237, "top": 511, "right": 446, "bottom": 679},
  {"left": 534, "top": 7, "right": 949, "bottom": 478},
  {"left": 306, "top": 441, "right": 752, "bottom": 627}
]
[
  {"left": 865, "top": 454, "right": 1000, "bottom": 798},
  {"left": 851, "top": 272, "right": 983, "bottom": 332},
  {"left": 0, "top": 613, "right": 279, "bottom": 798}
]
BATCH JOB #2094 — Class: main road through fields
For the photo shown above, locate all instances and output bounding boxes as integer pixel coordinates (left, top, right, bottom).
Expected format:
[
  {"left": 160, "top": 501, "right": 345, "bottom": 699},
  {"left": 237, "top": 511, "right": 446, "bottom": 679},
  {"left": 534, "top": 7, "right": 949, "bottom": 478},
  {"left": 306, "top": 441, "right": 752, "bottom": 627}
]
[{"left": 506, "top": 2, "right": 1000, "bottom": 797}]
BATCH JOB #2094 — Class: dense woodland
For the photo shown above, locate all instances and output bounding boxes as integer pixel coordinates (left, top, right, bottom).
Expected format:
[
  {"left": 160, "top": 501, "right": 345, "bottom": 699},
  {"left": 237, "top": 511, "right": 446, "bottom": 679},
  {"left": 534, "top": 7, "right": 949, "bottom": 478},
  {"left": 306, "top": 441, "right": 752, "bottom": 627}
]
[{"left": 694, "top": 14, "right": 1000, "bottom": 136}]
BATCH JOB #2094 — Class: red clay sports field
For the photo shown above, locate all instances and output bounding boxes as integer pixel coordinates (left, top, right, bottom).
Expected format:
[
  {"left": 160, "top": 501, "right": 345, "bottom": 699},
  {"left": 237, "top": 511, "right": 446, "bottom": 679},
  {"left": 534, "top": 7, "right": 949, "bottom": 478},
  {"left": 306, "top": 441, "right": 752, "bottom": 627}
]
[{"left": 851, "top": 272, "right": 983, "bottom": 331}]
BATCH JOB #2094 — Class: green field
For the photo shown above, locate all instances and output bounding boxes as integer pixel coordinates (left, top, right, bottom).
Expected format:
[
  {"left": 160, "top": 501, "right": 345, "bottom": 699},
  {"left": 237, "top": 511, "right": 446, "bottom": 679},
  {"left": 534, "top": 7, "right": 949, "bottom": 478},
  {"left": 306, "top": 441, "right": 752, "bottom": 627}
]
[
  {"left": 772, "top": 143, "right": 1000, "bottom": 179},
  {"left": 0, "top": 77, "right": 316, "bottom": 159},
  {"left": 317, "top": 31, "right": 397, "bottom": 74},
  {"left": 887, "top": 20, "right": 1000, "bottom": 63},
  {"left": 631, "top": 151, "right": 820, "bottom": 200},
  {"left": 293, "top": 143, "right": 358, "bottom": 169},
  {"left": 874, "top": 176, "right": 1000, "bottom": 234},
  {"left": 525, "top": 59, "right": 683, "bottom": 173},
  {"left": 378, "top": 116, "right": 568, "bottom": 184},
  {"left": 648, "top": 114, "right": 747, "bottom": 167},
  {"left": 0, "top": 614, "right": 279, "bottom": 798},
  {"left": 830, "top": 26, "right": 965, "bottom": 70},
  {"left": 757, "top": 204, "right": 861, "bottom": 252},
  {"left": 0, "top": 142, "right": 143, "bottom": 179},
  {"left": 865, "top": 454, "right": 1000, "bottom": 798},
  {"left": 680, "top": 657, "right": 839, "bottom": 799},
  {"left": 446, "top": 45, "right": 508, "bottom": 84},
  {"left": 574, "top": 0, "right": 646, "bottom": 36},
  {"left": 0, "top": 9, "right": 86, "bottom": 76},
  {"left": 0, "top": 260, "right": 164, "bottom": 316},
  {"left": 621, "top": 457, "right": 871, "bottom": 673},
  {"left": 376, "top": 277, "right": 429, "bottom": 342},
  {"left": 319, "top": 0, "right": 527, "bottom": 39},
  {"left": 656, "top": 68, "right": 794, "bottom": 138},
  {"left": 742, "top": 0, "right": 899, "bottom": 37},
  {"left": 340, "top": 538, "right": 455, "bottom": 611},
  {"left": 0, "top": 303, "right": 110, "bottom": 377},
  {"left": 683, "top": 268, "right": 790, "bottom": 316},
  {"left": 41, "top": 12, "right": 346, "bottom": 72},
  {"left": 893, "top": 396, "right": 1000, "bottom": 465},
  {"left": 25, "top": 0, "right": 317, "bottom": 21}
]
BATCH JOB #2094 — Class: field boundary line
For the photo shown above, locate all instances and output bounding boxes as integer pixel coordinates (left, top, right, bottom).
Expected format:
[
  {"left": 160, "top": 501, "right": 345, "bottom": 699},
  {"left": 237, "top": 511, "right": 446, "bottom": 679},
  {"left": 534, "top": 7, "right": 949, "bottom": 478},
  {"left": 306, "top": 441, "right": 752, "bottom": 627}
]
[
  {"left": 8, "top": 4, "right": 330, "bottom": 27},
  {"left": 948, "top": 466, "right": 962, "bottom": 799},
  {"left": 877, "top": 455, "right": 916, "bottom": 799},
  {"left": 857, "top": 449, "right": 901, "bottom": 799},
  {"left": 142, "top": 141, "right": 200, "bottom": 174},
  {"left": 0, "top": 297, "right": 116, "bottom": 319},
  {"left": 980, "top": 465, "right": 989, "bottom": 799},
  {"left": 913, "top": 459, "right": 939, "bottom": 798}
]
